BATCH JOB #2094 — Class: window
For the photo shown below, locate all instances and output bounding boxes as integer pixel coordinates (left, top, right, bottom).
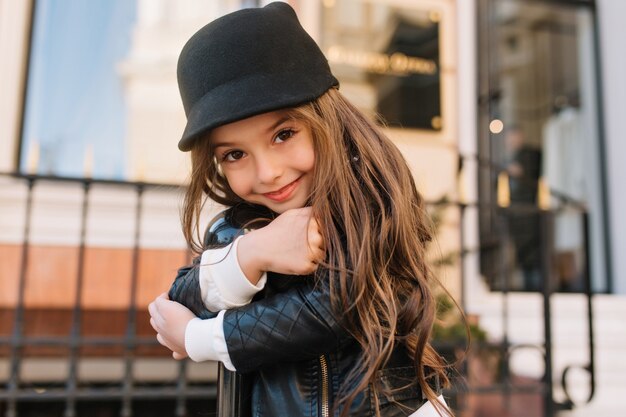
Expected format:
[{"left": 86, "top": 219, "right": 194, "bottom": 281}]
[
  {"left": 20, "top": 0, "right": 136, "bottom": 179},
  {"left": 320, "top": 0, "right": 442, "bottom": 131},
  {"left": 477, "top": 0, "right": 609, "bottom": 293}
]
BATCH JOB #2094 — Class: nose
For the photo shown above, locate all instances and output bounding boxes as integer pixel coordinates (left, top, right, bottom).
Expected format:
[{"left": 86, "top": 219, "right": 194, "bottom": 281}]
[{"left": 255, "top": 153, "right": 283, "bottom": 184}]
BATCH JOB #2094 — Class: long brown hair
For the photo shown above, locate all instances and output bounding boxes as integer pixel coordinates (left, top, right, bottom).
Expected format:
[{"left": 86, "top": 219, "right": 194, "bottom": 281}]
[{"left": 183, "top": 88, "right": 451, "bottom": 416}]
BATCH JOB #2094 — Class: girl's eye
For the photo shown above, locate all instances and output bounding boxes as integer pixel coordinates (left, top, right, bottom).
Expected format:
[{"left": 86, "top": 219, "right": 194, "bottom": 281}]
[
  {"left": 274, "top": 128, "right": 296, "bottom": 143},
  {"left": 223, "top": 150, "right": 245, "bottom": 162}
]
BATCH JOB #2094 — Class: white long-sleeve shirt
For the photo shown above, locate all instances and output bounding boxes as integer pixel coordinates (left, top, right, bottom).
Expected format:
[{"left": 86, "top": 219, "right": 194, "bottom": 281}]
[{"left": 185, "top": 236, "right": 264, "bottom": 370}]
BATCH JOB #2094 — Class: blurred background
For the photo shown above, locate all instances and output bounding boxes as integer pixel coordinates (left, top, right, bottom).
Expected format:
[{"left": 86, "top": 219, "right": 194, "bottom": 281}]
[{"left": 0, "top": 0, "right": 624, "bottom": 416}]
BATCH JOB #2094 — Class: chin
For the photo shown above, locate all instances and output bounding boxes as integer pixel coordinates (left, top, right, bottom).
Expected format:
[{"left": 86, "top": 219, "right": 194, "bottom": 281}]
[{"left": 266, "top": 199, "right": 307, "bottom": 214}]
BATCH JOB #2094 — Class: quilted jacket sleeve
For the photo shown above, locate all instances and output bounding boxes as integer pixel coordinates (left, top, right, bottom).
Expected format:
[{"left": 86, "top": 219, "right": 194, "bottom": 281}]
[
  {"left": 222, "top": 274, "right": 351, "bottom": 373},
  {"left": 168, "top": 259, "right": 218, "bottom": 320}
]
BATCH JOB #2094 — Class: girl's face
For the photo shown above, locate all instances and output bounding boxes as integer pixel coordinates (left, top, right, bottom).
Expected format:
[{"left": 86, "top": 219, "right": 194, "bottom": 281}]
[{"left": 210, "top": 110, "right": 315, "bottom": 214}]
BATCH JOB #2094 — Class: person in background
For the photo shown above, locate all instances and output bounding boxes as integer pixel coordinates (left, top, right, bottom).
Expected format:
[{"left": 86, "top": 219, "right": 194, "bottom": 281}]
[{"left": 506, "top": 126, "right": 542, "bottom": 291}]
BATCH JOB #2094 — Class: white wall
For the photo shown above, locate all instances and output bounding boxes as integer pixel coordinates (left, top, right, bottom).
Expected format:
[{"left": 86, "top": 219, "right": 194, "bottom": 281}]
[
  {"left": 597, "top": 0, "right": 626, "bottom": 295},
  {"left": 456, "top": 0, "right": 486, "bottom": 310},
  {"left": 0, "top": 0, "right": 32, "bottom": 172}
]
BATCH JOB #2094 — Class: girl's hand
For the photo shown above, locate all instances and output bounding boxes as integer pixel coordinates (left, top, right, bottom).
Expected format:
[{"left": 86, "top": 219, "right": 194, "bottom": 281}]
[
  {"left": 238, "top": 207, "right": 324, "bottom": 278},
  {"left": 148, "top": 292, "right": 195, "bottom": 360}
]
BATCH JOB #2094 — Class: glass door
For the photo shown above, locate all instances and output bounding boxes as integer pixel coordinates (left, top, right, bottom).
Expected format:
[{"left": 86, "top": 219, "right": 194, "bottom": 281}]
[{"left": 477, "top": 0, "right": 608, "bottom": 293}]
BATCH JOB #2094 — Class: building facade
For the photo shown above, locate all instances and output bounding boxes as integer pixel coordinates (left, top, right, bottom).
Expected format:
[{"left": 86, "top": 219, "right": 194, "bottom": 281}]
[{"left": 1, "top": 0, "right": 624, "bottom": 416}]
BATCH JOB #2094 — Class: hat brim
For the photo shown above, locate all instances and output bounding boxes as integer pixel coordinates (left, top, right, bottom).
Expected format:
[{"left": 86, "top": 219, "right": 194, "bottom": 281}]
[{"left": 178, "top": 71, "right": 338, "bottom": 151}]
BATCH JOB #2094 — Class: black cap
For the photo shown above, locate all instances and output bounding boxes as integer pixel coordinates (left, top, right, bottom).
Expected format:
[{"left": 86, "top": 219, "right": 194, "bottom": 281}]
[{"left": 176, "top": 2, "right": 339, "bottom": 151}]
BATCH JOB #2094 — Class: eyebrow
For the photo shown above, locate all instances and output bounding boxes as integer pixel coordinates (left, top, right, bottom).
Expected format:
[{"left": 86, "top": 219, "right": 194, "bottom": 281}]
[
  {"left": 266, "top": 115, "right": 291, "bottom": 133},
  {"left": 212, "top": 115, "right": 293, "bottom": 148}
]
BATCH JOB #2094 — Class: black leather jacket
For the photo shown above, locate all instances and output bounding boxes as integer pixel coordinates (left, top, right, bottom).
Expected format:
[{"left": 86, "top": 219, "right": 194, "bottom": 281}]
[{"left": 169, "top": 205, "right": 438, "bottom": 417}]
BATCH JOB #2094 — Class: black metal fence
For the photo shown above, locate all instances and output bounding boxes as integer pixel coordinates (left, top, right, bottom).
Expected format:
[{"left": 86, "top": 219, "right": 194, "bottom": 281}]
[
  {"left": 445, "top": 203, "right": 595, "bottom": 417},
  {"left": 0, "top": 172, "right": 595, "bottom": 417},
  {"left": 0, "top": 173, "right": 215, "bottom": 417}
]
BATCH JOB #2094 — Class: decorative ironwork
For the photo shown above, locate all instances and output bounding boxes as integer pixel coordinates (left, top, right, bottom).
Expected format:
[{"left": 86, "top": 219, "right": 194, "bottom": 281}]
[{"left": 0, "top": 170, "right": 596, "bottom": 416}]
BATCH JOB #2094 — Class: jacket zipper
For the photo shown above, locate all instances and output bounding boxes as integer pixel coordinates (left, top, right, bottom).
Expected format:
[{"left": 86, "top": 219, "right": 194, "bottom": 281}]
[{"left": 319, "top": 355, "right": 329, "bottom": 417}]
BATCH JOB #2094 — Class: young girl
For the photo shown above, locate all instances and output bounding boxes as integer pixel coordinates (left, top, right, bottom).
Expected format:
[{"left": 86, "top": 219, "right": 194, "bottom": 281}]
[{"left": 149, "top": 3, "right": 452, "bottom": 416}]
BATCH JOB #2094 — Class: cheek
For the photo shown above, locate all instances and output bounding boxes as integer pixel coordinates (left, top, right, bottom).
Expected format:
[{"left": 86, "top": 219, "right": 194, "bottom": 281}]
[
  {"left": 295, "top": 142, "right": 316, "bottom": 173},
  {"left": 304, "top": 149, "right": 316, "bottom": 172},
  {"left": 223, "top": 170, "right": 254, "bottom": 197},
  {"left": 295, "top": 154, "right": 315, "bottom": 175}
]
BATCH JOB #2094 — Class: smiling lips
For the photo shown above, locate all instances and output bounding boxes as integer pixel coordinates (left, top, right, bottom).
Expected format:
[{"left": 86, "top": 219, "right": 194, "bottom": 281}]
[{"left": 262, "top": 177, "right": 301, "bottom": 202}]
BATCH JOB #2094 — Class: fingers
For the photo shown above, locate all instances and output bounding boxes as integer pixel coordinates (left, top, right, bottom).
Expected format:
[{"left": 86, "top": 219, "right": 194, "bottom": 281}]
[
  {"left": 149, "top": 294, "right": 187, "bottom": 359},
  {"left": 307, "top": 217, "right": 325, "bottom": 264},
  {"left": 148, "top": 299, "right": 163, "bottom": 327},
  {"left": 149, "top": 297, "right": 166, "bottom": 344},
  {"left": 288, "top": 208, "right": 326, "bottom": 265},
  {"left": 173, "top": 352, "right": 188, "bottom": 360},
  {"left": 157, "top": 332, "right": 187, "bottom": 360},
  {"left": 308, "top": 218, "right": 322, "bottom": 243},
  {"left": 264, "top": 207, "right": 327, "bottom": 275},
  {"left": 157, "top": 333, "right": 167, "bottom": 350},
  {"left": 155, "top": 293, "right": 169, "bottom": 309}
]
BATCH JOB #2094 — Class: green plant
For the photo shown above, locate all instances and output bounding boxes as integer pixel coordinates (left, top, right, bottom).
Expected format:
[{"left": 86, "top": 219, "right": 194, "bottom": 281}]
[
  {"left": 432, "top": 293, "right": 487, "bottom": 345},
  {"left": 426, "top": 196, "right": 488, "bottom": 345}
]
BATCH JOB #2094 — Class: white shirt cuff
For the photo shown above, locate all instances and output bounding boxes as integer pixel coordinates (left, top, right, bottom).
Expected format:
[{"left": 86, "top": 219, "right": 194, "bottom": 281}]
[
  {"left": 184, "top": 311, "right": 236, "bottom": 371},
  {"left": 199, "top": 236, "right": 267, "bottom": 311}
]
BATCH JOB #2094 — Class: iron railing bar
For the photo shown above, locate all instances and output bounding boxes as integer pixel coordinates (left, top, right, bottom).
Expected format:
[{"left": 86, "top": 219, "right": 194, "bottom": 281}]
[
  {"left": 5, "top": 177, "right": 35, "bottom": 417},
  {"left": 458, "top": 156, "right": 468, "bottom": 313},
  {"left": 175, "top": 361, "right": 189, "bottom": 417},
  {"left": 64, "top": 181, "right": 91, "bottom": 417},
  {"left": 2, "top": 382, "right": 548, "bottom": 402},
  {"left": 0, "top": 336, "right": 161, "bottom": 346},
  {"left": 444, "top": 384, "right": 547, "bottom": 395},
  {"left": 121, "top": 184, "right": 144, "bottom": 417},
  {"left": 496, "top": 208, "right": 513, "bottom": 412},
  {"left": 434, "top": 339, "right": 540, "bottom": 351},
  {"left": 558, "top": 212, "right": 596, "bottom": 407},
  {"left": 1, "top": 170, "right": 590, "bottom": 214},
  {"left": 0, "top": 172, "right": 180, "bottom": 190},
  {"left": 581, "top": 212, "right": 596, "bottom": 401},
  {"left": 0, "top": 386, "right": 217, "bottom": 401},
  {"left": 175, "top": 252, "right": 194, "bottom": 417},
  {"left": 540, "top": 211, "right": 556, "bottom": 416}
]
